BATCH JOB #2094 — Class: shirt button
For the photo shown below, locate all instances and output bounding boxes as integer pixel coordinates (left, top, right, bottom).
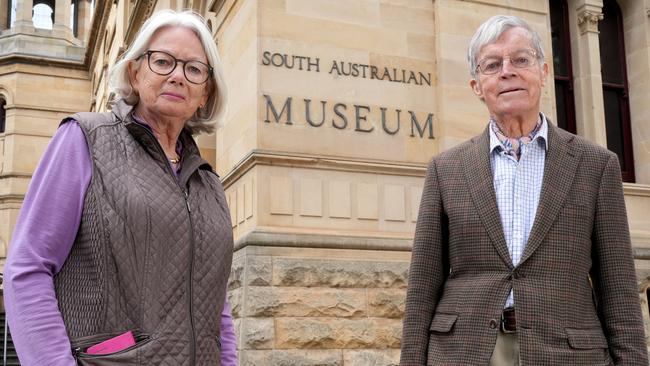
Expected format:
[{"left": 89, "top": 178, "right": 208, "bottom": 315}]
[{"left": 489, "top": 319, "right": 499, "bottom": 329}]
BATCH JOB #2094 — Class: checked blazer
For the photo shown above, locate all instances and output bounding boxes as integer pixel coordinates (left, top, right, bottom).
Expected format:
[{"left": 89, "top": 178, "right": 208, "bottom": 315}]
[{"left": 400, "top": 123, "right": 648, "bottom": 365}]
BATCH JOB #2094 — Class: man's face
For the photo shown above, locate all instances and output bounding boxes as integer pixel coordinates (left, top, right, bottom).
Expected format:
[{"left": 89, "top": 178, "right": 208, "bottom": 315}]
[{"left": 469, "top": 27, "right": 548, "bottom": 122}]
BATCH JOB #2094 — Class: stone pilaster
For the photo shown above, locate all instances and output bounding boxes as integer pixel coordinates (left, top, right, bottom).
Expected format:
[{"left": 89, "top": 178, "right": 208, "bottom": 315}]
[{"left": 577, "top": 7, "right": 603, "bottom": 35}]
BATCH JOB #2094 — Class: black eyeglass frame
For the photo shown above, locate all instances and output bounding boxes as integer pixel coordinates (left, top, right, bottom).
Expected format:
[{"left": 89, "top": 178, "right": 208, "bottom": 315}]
[{"left": 139, "top": 50, "right": 214, "bottom": 84}]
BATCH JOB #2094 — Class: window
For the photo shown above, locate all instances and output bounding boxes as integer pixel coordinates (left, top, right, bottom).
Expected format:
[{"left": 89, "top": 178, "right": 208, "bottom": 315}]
[
  {"left": 32, "top": 3, "right": 54, "bottom": 30},
  {"left": 599, "top": 0, "right": 635, "bottom": 182},
  {"left": 71, "top": 0, "right": 79, "bottom": 37},
  {"left": 8, "top": 0, "right": 16, "bottom": 28},
  {"left": 549, "top": 0, "right": 576, "bottom": 133},
  {"left": 0, "top": 97, "right": 6, "bottom": 133}
]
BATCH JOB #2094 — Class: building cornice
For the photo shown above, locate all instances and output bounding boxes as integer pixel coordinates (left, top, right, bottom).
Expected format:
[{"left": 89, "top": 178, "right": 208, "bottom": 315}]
[
  {"left": 0, "top": 53, "right": 87, "bottom": 70},
  {"left": 219, "top": 150, "right": 427, "bottom": 189},
  {"left": 125, "top": 0, "right": 157, "bottom": 47},
  {"left": 87, "top": 0, "right": 115, "bottom": 73}
]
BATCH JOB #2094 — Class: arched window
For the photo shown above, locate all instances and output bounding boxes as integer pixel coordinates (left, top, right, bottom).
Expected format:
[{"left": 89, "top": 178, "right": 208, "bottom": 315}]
[
  {"left": 549, "top": 0, "right": 576, "bottom": 133},
  {"left": 0, "top": 97, "right": 6, "bottom": 133},
  {"left": 599, "top": 0, "right": 635, "bottom": 182},
  {"left": 32, "top": 2, "right": 54, "bottom": 30}
]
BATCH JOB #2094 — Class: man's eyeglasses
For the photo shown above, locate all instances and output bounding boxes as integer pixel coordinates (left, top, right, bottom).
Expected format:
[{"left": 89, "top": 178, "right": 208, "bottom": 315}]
[
  {"left": 139, "top": 50, "right": 213, "bottom": 84},
  {"left": 476, "top": 49, "right": 539, "bottom": 75}
]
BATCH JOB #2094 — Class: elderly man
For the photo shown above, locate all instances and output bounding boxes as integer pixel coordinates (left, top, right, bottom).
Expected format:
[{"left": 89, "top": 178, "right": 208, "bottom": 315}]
[{"left": 400, "top": 15, "right": 647, "bottom": 365}]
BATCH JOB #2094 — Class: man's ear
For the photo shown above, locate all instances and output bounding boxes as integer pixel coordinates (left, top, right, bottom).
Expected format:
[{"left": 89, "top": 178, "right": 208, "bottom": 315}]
[
  {"left": 541, "top": 62, "right": 549, "bottom": 87},
  {"left": 470, "top": 79, "right": 483, "bottom": 100}
]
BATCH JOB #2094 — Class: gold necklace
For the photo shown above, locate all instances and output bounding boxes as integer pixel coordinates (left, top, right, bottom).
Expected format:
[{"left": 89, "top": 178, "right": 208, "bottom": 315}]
[{"left": 169, "top": 156, "right": 181, "bottom": 164}]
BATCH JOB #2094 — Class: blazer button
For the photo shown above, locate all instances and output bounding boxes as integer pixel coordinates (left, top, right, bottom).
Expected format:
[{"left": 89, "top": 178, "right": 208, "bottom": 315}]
[{"left": 489, "top": 319, "right": 498, "bottom": 329}]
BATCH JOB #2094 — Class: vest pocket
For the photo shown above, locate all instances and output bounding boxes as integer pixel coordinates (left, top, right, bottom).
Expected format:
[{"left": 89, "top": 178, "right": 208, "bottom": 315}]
[{"left": 73, "top": 332, "right": 152, "bottom": 365}]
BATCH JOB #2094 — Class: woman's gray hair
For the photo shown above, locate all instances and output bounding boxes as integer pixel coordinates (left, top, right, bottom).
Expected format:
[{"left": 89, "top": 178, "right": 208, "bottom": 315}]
[
  {"left": 467, "top": 15, "right": 545, "bottom": 79},
  {"left": 109, "top": 9, "right": 227, "bottom": 135}
]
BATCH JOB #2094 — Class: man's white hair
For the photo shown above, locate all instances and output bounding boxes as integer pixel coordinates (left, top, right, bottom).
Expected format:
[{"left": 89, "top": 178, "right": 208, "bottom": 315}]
[{"left": 468, "top": 15, "right": 545, "bottom": 79}]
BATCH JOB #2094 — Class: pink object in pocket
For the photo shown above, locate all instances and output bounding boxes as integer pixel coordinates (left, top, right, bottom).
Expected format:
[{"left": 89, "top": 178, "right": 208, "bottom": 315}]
[{"left": 86, "top": 331, "right": 136, "bottom": 355}]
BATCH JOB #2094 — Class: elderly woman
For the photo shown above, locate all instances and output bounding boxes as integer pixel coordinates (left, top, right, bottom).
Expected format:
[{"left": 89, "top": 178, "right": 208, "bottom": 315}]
[{"left": 4, "top": 10, "right": 237, "bottom": 366}]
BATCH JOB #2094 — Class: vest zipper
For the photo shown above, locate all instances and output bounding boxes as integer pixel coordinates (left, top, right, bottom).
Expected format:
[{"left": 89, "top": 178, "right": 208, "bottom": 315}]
[
  {"left": 136, "top": 124, "right": 197, "bottom": 365},
  {"left": 184, "top": 188, "right": 197, "bottom": 366}
]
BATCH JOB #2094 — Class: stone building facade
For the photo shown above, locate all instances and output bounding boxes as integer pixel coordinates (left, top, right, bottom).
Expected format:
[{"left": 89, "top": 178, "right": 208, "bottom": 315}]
[{"left": 1, "top": 0, "right": 649, "bottom": 365}]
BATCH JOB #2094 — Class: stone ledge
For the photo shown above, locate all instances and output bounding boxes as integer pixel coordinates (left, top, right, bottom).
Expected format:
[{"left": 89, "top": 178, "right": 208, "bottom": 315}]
[
  {"left": 624, "top": 183, "right": 650, "bottom": 197},
  {"left": 234, "top": 229, "right": 413, "bottom": 251}
]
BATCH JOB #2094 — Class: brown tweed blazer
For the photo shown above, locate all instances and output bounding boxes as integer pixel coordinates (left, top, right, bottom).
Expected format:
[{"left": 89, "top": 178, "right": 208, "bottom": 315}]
[{"left": 400, "top": 123, "right": 648, "bottom": 365}]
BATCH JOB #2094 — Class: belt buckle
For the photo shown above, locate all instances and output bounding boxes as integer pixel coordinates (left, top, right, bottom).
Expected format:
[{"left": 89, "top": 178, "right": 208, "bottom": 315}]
[{"left": 500, "top": 308, "right": 516, "bottom": 334}]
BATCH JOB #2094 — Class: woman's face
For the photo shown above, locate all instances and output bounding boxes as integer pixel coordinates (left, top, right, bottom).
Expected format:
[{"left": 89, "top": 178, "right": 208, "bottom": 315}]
[{"left": 128, "top": 26, "right": 210, "bottom": 123}]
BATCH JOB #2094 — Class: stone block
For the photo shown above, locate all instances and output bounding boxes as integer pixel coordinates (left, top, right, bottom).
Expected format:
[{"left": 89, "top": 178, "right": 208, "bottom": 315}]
[
  {"left": 329, "top": 180, "right": 351, "bottom": 218},
  {"left": 273, "top": 258, "right": 409, "bottom": 288},
  {"left": 367, "top": 289, "right": 406, "bottom": 318},
  {"left": 245, "top": 286, "right": 366, "bottom": 317},
  {"left": 241, "top": 349, "right": 342, "bottom": 366},
  {"left": 357, "top": 183, "right": 379, "bottom": 220},
  {"left": 384, "top": 184, "right": 405, "bottom": 222},
  {"left": 275, "top": 317, "right": 402, "bottom": 349},
  {"left": 228, "top": 288, "right": 243, "bottom": 318},
  {"left": 300, "top": 177, "right": 323, "bottom": 217},
  {"left": 229, "top": 254, "right": 245, "bottom": 290},
  {"left": 270, "top": 176, "right": 294, "bottom": 215},
  {"left": 379, "top": 3, "right": 434, "bottom": 34},
  {"left": 343, "top": 349, "right": 401, "bottom": 366},
  {"left": 241, "top": 317, "right": 275, "bottom": 349},
  {"left": 286, "top": 0, "right": 380, "bottom": 27},
  {"left": 247, "top": 255, "right": 273, "bottom": 286},
  {"left": 410, "top": 186, "right": 422, "bottom": 222}
]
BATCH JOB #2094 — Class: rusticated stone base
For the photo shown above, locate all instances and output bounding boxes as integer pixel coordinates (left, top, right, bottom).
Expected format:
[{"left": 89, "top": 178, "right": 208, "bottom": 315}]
[{"left": 228, "top": 245, "right": 410, "bottom": 366}]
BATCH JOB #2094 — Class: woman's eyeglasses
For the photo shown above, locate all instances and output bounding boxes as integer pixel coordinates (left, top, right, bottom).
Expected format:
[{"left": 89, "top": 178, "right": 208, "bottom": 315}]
[{"left": 139, "top": 50, "right": 213, "bottom": 84}]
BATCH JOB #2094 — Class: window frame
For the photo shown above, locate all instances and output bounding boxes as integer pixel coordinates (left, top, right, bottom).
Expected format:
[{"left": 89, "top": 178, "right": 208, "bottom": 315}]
[
  {"left": 550, "top": 0, "right": 577, "bottom": 134},
  {"left": 599, "top": 0, "right": 635, "bottom": 182}
]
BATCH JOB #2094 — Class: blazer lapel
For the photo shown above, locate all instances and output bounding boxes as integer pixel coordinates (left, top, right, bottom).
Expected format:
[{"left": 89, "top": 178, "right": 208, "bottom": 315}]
[
  {"left": 519, "top": 124, "right": 581, "bottom": 264},
  {"left": 463, "top": 126, "right": 513, "bottom": 268}
]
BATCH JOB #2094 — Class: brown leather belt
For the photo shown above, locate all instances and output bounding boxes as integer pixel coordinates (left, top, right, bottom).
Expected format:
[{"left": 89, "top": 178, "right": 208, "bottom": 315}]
[{"left": 501, "top": 307, "right": 516, "bottom": 333}]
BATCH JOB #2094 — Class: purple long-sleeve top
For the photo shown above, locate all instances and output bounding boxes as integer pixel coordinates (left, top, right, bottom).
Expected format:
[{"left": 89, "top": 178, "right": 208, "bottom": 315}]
[{"left": 3, "top": 121, "right": 238, "bottom": 366}]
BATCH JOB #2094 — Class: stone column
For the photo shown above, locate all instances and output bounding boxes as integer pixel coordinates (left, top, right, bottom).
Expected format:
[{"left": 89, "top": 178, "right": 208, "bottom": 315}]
[
  {"left": 53, "top": 0, "right": 74, "bottom": 40},
  {"left": 75, "top": 0, "right": 92, "bottom": 43},
  {"left": 0, "top": 0, "right": 8, "bottom": 31},
  {"left": 11, "top": 0, "right": 35, "bottom": 32},
  {"left": 568, "top": 0, "right": 607, "bottom": 147}
]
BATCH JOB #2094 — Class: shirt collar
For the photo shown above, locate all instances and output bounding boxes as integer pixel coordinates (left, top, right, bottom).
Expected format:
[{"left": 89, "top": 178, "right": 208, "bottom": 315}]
[{"left": 489, "top": 112, "right": 549, "bottom": 154}]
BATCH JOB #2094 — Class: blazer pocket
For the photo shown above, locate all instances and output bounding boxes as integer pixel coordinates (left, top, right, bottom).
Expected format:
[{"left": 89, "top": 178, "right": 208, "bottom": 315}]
[
  {"left": 429, "top": 313, "right": 458, "bottom": 333},
  {"left": 565, "top": 327, "right": 608, "bottom": 349}
]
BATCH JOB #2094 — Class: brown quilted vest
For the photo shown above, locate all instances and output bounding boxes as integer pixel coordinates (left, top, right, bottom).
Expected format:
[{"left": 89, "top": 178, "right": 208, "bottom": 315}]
[{"left": 54, "top": 99, "right": 233, "bottom": 366}]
